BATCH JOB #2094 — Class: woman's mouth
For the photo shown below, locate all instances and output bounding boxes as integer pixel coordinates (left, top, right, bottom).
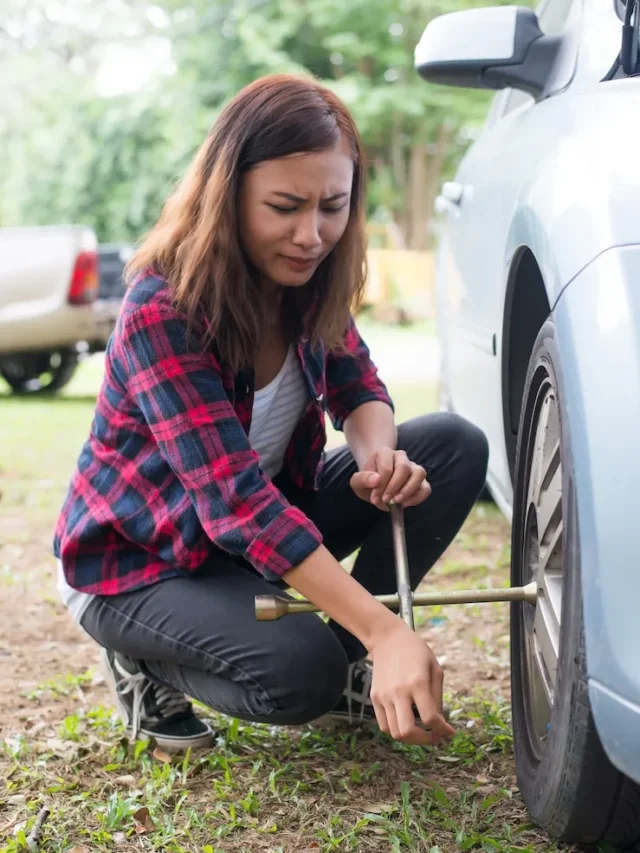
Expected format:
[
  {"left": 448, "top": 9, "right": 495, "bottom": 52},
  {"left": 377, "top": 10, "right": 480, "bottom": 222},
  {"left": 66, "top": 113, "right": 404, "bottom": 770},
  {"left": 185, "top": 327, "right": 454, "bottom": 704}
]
[{"left": 280, "top": 255, "right": 318, "bottom": 273}]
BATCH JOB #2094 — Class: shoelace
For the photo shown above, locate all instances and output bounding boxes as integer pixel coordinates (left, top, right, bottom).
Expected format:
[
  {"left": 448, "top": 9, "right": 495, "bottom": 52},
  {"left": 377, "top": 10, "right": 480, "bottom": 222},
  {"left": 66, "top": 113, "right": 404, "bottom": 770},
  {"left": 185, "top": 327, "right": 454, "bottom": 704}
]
[
  {"left": 345, "top": 660, "right": 373, "bottom": 724},
  {"left": 114, "top": 659, "right": 190, "bottom": 740}
]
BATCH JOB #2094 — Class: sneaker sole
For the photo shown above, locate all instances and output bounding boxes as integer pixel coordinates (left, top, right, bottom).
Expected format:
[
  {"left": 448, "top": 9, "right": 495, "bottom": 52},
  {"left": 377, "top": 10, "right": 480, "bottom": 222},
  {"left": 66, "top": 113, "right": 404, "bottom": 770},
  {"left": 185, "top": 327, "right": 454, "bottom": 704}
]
[{"left": 99, "top": 648, "right": 215, "bottom": 751}]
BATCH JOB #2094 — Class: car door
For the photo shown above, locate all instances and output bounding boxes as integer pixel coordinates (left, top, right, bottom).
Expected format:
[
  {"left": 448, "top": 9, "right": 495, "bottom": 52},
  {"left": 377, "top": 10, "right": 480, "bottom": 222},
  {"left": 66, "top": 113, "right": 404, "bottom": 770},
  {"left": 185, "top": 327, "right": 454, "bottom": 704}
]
[{"left": 434, "top": 0, "right": 580, "bottom": 505}]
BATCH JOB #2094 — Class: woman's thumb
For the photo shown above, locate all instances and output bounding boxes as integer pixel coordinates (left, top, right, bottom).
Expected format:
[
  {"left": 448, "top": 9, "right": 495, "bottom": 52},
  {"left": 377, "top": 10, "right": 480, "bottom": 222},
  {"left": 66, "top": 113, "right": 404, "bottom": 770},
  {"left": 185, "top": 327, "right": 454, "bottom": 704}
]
[{"left": 351, "top": 470, "right": 378, "bottom": 492}]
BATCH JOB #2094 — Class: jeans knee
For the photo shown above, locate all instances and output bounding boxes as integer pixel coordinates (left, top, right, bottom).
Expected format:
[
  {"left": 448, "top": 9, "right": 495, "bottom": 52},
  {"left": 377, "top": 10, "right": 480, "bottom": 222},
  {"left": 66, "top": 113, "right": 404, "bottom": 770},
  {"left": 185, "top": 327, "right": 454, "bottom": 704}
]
[
  {"left": 434, "top": 413, "right": 488, "bottom": 481},
  {"left": 460, "top": 418, "right": 489, "bottom": 479},
  {"left": 271, "top": 634, "right": 348, "bottom": 724},
  {"left": 399, "top": 413, "right": 488, "bottom": 506}
]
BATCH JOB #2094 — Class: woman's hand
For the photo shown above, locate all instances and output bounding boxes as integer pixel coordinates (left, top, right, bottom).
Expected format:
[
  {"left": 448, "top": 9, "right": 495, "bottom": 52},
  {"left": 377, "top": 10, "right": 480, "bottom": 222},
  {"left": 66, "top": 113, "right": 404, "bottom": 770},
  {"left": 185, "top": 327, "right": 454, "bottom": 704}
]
[
  {"left": 350, "top": 447, "right": 431, "bottom": 511},
  {"left": 369, "top": 621, "right": 454, "bottom": 746}
]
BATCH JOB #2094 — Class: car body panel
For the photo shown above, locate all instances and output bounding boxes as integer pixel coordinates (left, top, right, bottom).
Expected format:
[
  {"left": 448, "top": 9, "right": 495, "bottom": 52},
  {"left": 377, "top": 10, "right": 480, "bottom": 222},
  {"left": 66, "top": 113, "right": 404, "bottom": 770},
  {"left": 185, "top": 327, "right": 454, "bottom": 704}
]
[
  {"left": 431, "top": 0, "right": 640, "bottom": 781},
  {"left": 440, "top": 77, "right": 640, "bottom": 513},
  {"left": 554, "top": 246, "right": 640, "bottom": 781}
]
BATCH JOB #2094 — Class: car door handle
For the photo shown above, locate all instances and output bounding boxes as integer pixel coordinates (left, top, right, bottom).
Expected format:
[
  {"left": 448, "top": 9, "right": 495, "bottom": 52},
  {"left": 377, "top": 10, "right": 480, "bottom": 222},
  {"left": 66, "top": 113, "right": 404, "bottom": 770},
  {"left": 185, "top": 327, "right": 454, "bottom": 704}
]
[
  {"left": 435, "top": 181, "right": 465, "bottom": 215},
  {"left": 442, "top": 181, "right": 464, "bottom": 205}
]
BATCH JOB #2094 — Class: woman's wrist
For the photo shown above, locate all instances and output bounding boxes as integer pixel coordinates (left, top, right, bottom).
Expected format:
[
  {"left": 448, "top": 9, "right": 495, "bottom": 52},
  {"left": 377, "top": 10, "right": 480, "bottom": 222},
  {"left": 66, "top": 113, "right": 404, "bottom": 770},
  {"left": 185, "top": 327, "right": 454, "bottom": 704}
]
[
  {"left": 284, "top": 544, "right": 404, "bottom": 652},
  {"left": 360, "top": 602, "right": 405, "bottom": 655}
]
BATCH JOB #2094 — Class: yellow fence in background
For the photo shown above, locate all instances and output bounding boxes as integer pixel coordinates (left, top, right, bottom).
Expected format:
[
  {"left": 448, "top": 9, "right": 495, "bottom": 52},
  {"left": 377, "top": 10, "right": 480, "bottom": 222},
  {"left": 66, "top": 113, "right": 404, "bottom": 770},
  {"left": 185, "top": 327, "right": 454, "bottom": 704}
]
[{"left": 363, "top": 249, "right": 436, "bottom": 320}]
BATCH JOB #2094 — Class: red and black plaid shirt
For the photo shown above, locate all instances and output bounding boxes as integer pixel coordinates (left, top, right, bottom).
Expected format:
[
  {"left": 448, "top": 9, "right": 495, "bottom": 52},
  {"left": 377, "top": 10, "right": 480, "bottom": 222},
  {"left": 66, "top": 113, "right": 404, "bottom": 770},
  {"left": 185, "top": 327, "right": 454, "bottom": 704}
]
[{"left": 54, "top": 272, "right": 393, "bottom": 595}]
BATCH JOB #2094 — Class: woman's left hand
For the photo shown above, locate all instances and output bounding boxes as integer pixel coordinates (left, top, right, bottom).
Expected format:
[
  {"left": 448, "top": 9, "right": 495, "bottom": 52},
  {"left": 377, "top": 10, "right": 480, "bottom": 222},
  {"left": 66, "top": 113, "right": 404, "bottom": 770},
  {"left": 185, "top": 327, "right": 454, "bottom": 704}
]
[{"left": 350, "top": 447, "right": 432, "bottom": 512}]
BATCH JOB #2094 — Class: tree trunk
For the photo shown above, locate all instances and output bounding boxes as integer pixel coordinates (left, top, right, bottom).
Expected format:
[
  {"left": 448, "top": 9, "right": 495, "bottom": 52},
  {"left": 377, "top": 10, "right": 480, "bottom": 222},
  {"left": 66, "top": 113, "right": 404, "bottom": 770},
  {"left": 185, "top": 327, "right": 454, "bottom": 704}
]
[
  {"left": 407, "top": 129, "right": 428, "bottom": 250},
  {"left": 390, "top": 113, "right": 408, "bottom": 241},
  {"left": 423, "top": 123, "right": 453, "bottom": 249}
]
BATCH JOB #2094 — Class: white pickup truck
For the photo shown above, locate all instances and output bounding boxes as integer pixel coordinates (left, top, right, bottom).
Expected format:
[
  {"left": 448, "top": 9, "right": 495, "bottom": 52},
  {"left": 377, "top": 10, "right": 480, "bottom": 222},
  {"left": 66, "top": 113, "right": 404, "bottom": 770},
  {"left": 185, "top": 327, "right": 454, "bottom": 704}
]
[{"left": 0, "top": 226, "right": 127, "bottom": 394}]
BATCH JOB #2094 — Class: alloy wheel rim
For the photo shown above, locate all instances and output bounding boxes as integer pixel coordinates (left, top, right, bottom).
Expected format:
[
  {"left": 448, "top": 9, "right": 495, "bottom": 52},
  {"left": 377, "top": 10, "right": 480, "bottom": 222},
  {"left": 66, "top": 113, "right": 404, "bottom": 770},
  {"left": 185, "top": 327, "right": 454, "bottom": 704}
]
[{"left": 521, "top": 375, "right": 564, "bottom": 757}]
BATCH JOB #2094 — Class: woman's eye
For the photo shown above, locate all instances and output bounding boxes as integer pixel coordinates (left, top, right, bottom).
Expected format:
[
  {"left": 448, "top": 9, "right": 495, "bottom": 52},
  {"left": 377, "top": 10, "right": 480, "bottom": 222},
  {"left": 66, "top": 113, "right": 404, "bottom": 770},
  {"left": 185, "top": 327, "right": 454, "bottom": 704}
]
[{"left": 268, "top": 203, "right": 348, "bottom": 215}]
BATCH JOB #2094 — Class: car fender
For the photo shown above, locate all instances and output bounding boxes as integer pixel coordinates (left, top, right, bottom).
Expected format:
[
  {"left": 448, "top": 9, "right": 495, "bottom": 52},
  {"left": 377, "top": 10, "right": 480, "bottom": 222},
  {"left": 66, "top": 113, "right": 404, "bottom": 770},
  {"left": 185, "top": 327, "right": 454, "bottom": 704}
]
[
  {"left": 501, "top": 79, "right": 640, "bottom": 312},
  {"left": 554, "top": 243, "right": 640, "bottom": 780}
]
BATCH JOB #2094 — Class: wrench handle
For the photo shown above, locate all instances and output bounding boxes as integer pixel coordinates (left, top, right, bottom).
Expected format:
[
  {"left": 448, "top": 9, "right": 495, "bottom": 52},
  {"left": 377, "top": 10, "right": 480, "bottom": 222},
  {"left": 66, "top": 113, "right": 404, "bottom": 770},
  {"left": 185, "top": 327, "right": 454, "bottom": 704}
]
[{"left": 390, "top": 502, "right": 415, "bottom": 630}]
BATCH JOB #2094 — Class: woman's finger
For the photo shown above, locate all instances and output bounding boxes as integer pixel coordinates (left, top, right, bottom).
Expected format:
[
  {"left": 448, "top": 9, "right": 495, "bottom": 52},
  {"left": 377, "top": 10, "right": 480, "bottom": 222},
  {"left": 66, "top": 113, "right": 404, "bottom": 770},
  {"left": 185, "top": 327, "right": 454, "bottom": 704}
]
[
  {"left": 381, "top": 451, "right": 412, "bottom": 503},
  {"left": 373, "top": 699, "right": 390, "bottom": 735},
  {"left": 394, "top": 699, "right": 439, "bottom": 746},
  {"left": 382, "top": 702, "right": 401, "bottom": 740},
  {"left": 393, "top": 463, "right": 427, "bottom": 504},
  {"left": 412, "top": 680, "right": 455, "bottom": 741},
  {"left": 398, "top": 477, "right": 432, "bottom": 508},
  {"left": 350, "top": 470, "right": 380, "bottom": 500},
  {"left": 370, "top": 448, "right": 395, "bottom": 507}
]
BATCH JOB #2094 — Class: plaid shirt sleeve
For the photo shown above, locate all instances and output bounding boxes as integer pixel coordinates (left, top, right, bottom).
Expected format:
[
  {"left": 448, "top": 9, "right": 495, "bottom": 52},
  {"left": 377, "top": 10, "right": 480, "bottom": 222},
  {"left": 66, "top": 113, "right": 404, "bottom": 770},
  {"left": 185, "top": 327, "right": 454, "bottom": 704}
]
[
  {"left": 325, "top": 316, "right": 394, "bottom": 431},
  {"left": 117, "top": 299, "right": 323, "bottom": 579}
]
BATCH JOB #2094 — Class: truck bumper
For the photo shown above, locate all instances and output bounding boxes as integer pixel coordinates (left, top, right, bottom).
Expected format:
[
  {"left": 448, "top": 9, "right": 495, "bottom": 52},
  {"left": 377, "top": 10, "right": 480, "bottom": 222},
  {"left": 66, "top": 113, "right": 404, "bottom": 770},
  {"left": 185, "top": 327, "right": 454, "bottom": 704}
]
[{"left": 0, "top": 299, "right": 120, "bottom": 354}]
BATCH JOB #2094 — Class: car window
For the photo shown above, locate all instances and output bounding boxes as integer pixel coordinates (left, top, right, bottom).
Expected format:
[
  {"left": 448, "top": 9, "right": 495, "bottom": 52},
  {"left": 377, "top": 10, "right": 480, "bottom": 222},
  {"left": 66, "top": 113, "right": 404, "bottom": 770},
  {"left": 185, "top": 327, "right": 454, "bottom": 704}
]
[
  {"left": 502, "top": 88, "right": 534, "bottom": 115},
  {"left": 537, "top": 0, "right": 576, "bottom": 34},
  {"left": 484, "top": 91, "right": 511, "bottom": 129}
]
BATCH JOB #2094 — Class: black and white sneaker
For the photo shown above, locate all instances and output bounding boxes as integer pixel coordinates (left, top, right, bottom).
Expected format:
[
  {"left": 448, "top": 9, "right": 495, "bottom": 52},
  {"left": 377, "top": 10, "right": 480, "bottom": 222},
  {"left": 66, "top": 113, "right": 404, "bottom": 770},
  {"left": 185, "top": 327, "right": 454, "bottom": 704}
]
[
  {"left": 100, "top": 648, "right": 215, "bottom": 751},
  {"left": 329, "top": 659, "right": 377, "bottom": 725}
]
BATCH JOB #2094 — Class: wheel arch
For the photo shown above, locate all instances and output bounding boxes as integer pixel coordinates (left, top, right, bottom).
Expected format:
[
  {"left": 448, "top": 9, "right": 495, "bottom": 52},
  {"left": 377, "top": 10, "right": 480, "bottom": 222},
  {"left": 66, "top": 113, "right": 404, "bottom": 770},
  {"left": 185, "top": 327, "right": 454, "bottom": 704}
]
[{"left": 501, "top": 247, "right": 551, "bottom": 483}]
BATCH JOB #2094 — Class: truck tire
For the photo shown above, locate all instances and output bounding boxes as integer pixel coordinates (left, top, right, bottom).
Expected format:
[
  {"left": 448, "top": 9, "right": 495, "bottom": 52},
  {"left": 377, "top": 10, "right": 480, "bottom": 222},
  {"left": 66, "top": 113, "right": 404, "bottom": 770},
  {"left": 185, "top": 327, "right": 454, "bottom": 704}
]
[
  {"left": 0, "top": 350, "right": 79, "bottom": 394},
  {"left": 510, "top": 319, "right": 640, "bottom": 848}
]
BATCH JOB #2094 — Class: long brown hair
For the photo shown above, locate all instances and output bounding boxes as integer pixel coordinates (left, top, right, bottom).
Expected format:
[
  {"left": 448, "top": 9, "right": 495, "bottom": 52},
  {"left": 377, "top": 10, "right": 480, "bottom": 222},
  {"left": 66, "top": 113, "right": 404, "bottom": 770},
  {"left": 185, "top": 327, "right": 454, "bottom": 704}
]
[{"left": 126, "top": 73, "right": 368, "bottom": 371}]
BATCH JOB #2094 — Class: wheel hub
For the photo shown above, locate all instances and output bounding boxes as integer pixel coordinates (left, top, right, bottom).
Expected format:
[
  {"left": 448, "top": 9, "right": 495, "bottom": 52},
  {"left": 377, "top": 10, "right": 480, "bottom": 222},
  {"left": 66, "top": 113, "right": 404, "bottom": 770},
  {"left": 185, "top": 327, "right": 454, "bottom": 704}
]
[{"left": 522, "top": 380, "right": 564, "bottom": 755}]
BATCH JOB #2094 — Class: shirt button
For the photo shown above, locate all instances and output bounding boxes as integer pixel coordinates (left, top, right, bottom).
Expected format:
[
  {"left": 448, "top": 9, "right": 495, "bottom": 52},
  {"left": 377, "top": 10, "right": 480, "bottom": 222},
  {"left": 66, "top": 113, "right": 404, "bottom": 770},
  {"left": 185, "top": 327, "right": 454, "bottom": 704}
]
[{"left": 315, "top": 393, "right": 324, "bottom": 403}]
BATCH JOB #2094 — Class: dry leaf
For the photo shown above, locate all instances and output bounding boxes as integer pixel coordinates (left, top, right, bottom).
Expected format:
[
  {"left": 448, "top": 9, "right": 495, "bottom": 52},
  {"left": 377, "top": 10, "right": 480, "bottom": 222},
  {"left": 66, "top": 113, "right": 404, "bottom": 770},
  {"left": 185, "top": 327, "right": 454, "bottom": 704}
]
[
  {"left": 133, "top": 806, "right": 156, "bottom": 833},
  {"left": 475, "top": 774, "right": 490, "bottom": 784},
  {"left": 113, "top": 774, "right": 136, "bottom": 787},
  {"left": 436, "top": 755, "right": 460, "bottom": 763},
  {"left": 68, "top": 846, "right": 91, "bottom": 853},
  {"left": 474, "top": 785, "right": 498, "bottom": 797},
  {"left": 112, "top": 832, "right": 127, "bottom": 846},
  {"left": 152, "top": 746, "right": 172, "bottom": 764},
  {"left": 363, "top": 803, "right": 394, "bottom": 814}
]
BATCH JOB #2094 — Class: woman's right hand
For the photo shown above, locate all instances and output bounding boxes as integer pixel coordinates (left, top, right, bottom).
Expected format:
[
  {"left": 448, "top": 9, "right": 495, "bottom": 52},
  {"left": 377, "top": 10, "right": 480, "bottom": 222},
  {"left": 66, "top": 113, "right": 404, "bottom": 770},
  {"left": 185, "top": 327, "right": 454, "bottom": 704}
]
[{"left": 369, "top": 621, "right": 455, "bottom": 746}]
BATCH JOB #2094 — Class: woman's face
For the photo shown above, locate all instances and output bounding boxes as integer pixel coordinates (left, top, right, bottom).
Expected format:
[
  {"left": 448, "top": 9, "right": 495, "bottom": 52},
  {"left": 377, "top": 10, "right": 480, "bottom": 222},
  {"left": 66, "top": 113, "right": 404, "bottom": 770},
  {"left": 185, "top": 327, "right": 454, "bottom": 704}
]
[{"left": 238, "top": 136, "right": 354, "bottom": 290}]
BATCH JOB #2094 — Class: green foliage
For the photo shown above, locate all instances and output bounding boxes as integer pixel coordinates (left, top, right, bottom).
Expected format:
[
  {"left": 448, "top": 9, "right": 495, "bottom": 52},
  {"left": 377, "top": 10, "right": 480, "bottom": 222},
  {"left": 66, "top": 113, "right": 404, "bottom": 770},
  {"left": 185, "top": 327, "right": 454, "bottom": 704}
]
[{"left": 0, "top": 0, "right": 507, "bottom": 243}]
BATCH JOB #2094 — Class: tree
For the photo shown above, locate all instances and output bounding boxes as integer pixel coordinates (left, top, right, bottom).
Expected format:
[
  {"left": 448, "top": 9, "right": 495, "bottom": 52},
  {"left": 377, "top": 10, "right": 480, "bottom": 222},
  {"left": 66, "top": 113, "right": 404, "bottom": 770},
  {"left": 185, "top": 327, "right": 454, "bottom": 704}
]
[{"left": 1, "top": 0, "right": 504, "bottom": 245}]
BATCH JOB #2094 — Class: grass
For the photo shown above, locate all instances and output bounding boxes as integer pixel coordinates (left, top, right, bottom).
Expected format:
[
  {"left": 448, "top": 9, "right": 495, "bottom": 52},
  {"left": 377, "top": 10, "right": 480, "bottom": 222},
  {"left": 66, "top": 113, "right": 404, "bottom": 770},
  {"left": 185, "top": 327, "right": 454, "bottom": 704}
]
[
  {"left": 0, "top": 332, "right": 573, "bottom": 853},
  {"left": 2, "top": 693, "right": 549, "bottom": 853}
]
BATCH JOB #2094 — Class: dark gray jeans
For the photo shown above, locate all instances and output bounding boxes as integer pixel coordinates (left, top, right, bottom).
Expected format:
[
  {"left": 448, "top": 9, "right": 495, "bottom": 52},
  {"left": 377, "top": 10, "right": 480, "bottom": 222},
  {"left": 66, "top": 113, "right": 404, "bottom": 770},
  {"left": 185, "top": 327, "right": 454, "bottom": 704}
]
[{"left": 81, "top": 413, "right": 488, "bottom": 726}]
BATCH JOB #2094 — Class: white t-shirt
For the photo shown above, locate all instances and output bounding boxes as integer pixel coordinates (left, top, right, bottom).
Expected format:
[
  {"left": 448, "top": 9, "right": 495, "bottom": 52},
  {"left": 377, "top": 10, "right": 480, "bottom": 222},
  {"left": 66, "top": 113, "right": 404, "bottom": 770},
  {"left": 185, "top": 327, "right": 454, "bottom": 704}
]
[
  {"left": 58, "top": 345, "right": 308, "bottom": 623},
  {"left": 249, "top": 344, "right": 308, "bottom": 478}
]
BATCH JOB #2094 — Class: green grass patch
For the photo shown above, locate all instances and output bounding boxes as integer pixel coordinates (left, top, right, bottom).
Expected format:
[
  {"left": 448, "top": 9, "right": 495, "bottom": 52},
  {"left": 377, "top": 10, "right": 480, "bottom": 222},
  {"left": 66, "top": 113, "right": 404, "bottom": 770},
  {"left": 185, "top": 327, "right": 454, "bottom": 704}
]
[{"left": 1, "top": 693, "right": 567, "bottom": 853}]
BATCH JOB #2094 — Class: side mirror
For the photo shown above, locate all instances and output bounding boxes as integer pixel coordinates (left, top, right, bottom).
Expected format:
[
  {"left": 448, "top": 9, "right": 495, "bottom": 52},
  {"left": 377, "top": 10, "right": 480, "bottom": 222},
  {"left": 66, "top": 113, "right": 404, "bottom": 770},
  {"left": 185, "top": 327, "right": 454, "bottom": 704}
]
[{"left": 414, "top": 6, "right": 561, "bottom": 97}]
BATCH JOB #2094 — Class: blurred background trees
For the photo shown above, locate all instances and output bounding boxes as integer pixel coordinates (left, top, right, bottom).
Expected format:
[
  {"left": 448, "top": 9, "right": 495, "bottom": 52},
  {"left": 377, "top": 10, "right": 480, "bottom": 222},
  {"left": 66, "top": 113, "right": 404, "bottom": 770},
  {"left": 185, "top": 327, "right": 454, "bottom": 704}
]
[{"left": 0, "top": 0, "right": 505, "bottom": 249}]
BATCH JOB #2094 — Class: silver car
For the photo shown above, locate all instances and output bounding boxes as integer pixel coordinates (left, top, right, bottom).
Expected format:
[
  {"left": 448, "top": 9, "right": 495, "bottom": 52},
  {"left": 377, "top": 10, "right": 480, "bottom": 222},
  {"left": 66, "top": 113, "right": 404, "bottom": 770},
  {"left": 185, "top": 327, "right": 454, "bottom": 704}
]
[{"left": 415, "top": 0, "right": 640, "bottom": 846}]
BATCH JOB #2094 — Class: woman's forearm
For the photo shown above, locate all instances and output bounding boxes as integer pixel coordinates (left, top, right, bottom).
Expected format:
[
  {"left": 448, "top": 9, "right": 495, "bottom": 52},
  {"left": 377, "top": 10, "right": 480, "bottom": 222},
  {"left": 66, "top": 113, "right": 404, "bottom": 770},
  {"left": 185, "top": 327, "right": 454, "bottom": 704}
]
[
  {"left": 344, "top": 401, "right": 396, "bottom": 470},
  {"left": 283, "top": 544, "right": 399, "bottom": 653}
]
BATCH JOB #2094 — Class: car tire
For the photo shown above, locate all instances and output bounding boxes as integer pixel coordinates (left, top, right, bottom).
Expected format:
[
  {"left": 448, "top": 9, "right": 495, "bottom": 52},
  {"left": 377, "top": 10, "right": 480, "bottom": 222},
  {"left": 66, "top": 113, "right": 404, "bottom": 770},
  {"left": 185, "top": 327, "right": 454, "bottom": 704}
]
[
  {"left": 510, "top": 319, "right": 640, "bottom": 848},
  {"left": 0, "top": 350, "right": 79, "bottom": 394}
]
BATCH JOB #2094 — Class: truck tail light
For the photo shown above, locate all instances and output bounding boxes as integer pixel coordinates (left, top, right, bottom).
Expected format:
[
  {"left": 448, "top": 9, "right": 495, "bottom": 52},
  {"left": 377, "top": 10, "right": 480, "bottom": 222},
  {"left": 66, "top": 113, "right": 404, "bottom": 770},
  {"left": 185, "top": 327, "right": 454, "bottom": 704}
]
[{"left": 68, "top": 250, "right": 99, "bottom": 304}]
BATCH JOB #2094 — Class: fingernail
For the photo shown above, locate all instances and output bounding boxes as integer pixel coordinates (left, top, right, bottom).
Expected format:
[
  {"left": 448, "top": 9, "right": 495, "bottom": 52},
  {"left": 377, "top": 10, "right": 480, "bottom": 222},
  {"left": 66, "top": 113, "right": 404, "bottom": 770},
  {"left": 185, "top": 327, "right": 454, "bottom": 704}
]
[
  {"left": 382, "top": 494, "right": 390, "bottom": 503},
  {"left": 395, "top": 493, "right": 403, "bottom": 503}
]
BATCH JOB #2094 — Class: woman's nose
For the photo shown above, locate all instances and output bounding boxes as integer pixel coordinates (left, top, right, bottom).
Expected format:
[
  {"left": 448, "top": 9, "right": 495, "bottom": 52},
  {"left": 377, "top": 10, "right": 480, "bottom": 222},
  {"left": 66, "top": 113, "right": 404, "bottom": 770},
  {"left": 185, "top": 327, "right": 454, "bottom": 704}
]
[{"left": 292, "top": 211, "right": 322, "bottom": 250}]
